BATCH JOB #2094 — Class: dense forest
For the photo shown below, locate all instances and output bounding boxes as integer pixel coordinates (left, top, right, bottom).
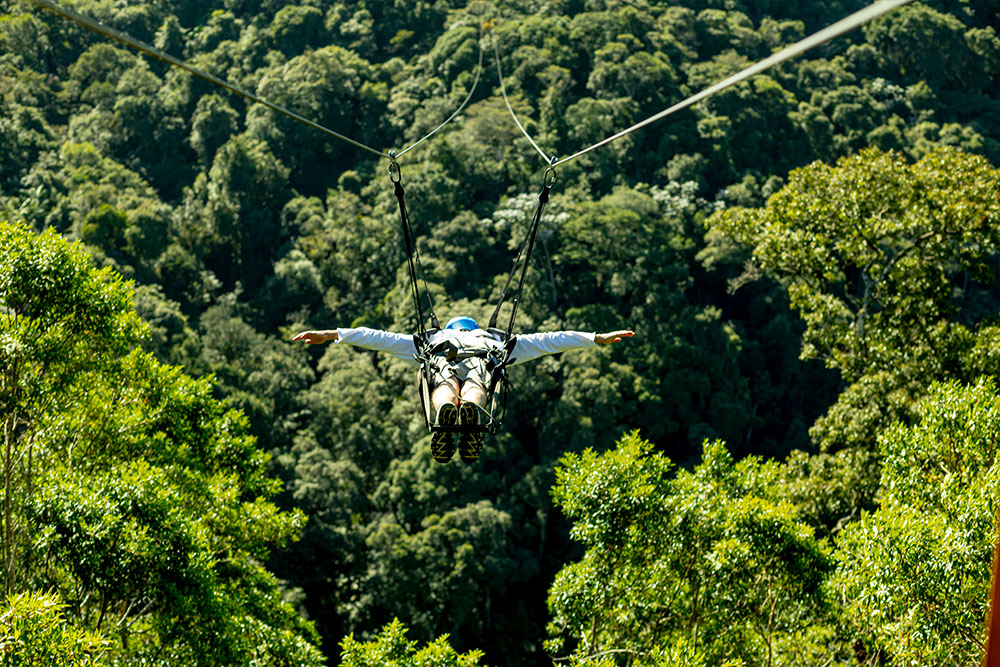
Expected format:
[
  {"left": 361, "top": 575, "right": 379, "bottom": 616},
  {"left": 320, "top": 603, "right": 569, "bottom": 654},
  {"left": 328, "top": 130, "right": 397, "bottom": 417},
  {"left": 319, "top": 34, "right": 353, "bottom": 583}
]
[{"left": 2, "top": 0, "right": 1000, "bottom": 664}]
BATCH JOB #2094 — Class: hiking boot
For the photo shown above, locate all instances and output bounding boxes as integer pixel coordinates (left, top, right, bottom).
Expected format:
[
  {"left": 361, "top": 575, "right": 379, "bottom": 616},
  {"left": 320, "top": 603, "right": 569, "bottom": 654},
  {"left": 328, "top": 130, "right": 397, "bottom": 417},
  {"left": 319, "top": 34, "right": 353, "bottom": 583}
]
[
  {"left": 431, "top": 403, "right": 457, "bottom": 463},
  {"left": 458, "top": 402, "right": 484, "bottom": 464}
]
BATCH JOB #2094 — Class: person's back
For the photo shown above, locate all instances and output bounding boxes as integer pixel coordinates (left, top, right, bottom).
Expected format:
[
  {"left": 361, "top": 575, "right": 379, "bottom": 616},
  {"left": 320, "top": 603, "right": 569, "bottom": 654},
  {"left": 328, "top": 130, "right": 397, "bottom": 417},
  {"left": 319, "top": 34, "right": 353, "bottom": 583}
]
[{"left": 423, "top": 328, "right": 505, "bottom": 360}]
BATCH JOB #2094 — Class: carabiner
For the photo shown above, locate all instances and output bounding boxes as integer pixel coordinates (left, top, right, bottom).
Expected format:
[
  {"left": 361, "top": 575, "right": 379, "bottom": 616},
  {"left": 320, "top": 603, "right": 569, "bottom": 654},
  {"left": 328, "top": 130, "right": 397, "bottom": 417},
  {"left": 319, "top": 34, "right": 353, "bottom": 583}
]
[
  {"left": 543, "top": 166, "right": 557, "bottom": 189},
  {"left": 388, "top": 155, "right": 401, "bottom": 184}
]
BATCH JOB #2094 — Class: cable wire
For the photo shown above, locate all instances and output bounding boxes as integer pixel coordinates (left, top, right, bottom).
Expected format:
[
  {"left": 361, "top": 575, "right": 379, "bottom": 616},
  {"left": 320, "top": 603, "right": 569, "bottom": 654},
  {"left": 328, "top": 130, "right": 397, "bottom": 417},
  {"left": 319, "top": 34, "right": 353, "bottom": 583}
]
[
  {"left": 22, "top": 0, "right": 391, "bottom": 159},
  {"left": 492, "top": 34, "right": 553, "bottom": 165},
  {"left": 494, "top": 0, "right": 916, "bottom": 168},
  {"left": 396, "top": 23, "right": 487, "bottom": 159},
  {"left": 24, "top": 0, "right": 487, "bottom": 163}
]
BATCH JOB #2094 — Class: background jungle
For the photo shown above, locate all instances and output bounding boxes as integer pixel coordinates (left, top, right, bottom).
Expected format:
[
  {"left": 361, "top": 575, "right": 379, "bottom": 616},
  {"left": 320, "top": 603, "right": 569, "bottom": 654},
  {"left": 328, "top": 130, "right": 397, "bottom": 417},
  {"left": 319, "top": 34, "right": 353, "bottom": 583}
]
[{"left": 2, "top": 0, "right": 1000, "bottom": 665}]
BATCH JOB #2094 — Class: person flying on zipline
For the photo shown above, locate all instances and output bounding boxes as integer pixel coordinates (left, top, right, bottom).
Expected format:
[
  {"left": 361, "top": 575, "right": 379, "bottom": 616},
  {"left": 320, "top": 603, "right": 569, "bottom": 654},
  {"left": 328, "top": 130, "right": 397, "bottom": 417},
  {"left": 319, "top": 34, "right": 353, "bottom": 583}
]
[{"left": 292, "top": 317, "right": 633, "bottom": 464}]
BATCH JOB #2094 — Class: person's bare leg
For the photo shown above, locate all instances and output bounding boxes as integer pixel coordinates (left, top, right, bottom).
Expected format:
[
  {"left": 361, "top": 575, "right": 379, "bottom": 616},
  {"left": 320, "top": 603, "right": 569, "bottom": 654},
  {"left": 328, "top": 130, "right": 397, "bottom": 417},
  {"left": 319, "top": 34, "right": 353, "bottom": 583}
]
[
  {"left": 429, "top": 377, "right": 460, "bottom": 463},
  {"left": 459, "top": 380, "right": 487, "bottom": 409},
  {"left": 432, "top": 378, "right": 460, "bottom": 421},
  {"left": 457, "top": 380, "right": 487, "bottom": 463}
]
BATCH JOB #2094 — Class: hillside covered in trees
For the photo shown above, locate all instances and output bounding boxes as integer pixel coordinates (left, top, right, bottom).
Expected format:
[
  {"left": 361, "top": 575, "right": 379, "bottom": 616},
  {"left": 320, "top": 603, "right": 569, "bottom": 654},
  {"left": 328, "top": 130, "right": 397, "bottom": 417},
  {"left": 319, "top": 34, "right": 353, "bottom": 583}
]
[{"left": 2, "top": 0, "right": 1000, "bottom": 664}]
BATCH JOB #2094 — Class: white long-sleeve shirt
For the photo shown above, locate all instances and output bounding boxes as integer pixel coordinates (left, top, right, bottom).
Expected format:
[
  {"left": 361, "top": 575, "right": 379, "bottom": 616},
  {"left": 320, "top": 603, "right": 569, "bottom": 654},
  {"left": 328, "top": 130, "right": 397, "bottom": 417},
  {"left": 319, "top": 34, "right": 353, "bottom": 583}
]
[{"left": 334, "top": 327, "right": 595, "bottom": 365}]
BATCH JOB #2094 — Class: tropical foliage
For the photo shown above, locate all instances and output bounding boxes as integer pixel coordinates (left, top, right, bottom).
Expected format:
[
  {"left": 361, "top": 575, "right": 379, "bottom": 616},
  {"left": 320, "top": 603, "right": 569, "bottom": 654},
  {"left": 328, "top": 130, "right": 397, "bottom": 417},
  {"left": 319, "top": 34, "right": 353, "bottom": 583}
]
[
  {"left": 1, "top": 0, "right": 1000, "bottom": 664},
  {"left": 1, "top": 222, "right": 323, "bottom": 664}
]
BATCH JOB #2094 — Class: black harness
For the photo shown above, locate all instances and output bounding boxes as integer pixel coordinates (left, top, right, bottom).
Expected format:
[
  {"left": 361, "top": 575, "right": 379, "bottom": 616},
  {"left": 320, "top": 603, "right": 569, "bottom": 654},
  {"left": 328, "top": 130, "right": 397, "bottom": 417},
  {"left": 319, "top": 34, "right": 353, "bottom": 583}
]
[
  {"left": 412, "top": 328, "right": 516, "bottom": 434},
  {"left": 391, "top": 159, "right": 555, "bottom": 435}
]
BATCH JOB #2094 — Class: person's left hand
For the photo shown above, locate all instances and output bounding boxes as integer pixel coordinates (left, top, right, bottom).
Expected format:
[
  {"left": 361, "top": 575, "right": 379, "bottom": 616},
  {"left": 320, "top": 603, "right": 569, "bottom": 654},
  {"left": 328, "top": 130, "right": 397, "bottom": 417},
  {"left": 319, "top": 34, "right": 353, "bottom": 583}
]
[
  {"left": 595, "top": 330, "right": 634, "bottom": 345},
  {"left": 292, "top": 330, "right": 338, "bottom": 344}
]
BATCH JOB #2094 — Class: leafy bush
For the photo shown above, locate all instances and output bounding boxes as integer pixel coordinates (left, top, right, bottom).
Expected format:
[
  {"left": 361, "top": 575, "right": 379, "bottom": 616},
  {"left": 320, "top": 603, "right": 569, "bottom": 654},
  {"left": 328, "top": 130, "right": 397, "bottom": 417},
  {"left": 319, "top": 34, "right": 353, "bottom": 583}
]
[
  {"left": 834, "top": 378, "right": 1000, "bottom": 664},
  {"left": 339, "top": 619, "right": 488, "bottom": 667},
  {"left": 0, "top": 592, "right": 106, "bottom": 666}
]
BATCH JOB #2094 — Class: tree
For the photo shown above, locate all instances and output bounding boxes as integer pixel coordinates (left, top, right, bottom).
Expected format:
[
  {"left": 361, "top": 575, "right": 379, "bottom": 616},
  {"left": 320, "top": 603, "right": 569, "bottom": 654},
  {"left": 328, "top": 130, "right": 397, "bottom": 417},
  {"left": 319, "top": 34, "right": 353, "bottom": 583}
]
[
  {"left": 686, "top": 54, "right": 802, "bottom": 183},
  {"left": 194, "top": 133, "right": 290, "bottom": 294},
  {"left": 586, "top": 39, "right": 678, "bottom": 115},
  {"left": 132, "top": 283, "right": 196, "bottom": 365},
  {"left": 362, "top": 499, "right": 520, "bottom": 651},
  {"left": 694, "top": 9, "right": 762, "bottom": 58},
  {"left": 1, "top": 221, "right": 141, "bottom": 594},
  {"left": 708, "top": 147, "right": 1000, "bottom": 449},
  {"left": 0, "top": 592, "right": 106, "bottom": 666},
  {"left": 247, "top": 45, "right": 386, "bottom": 195},
  {"left": 548, "top": 431, "right": 833, "bottom": 666},
  {"left": 339, "top": 619, "right": 489, "bottom": 667},
  {"left": 863, "top": 3, "right": 973, "bottom": 89},
  {"left": 184, "top": 9, "right": 241, "bottom": 57},
  {"left": 280, "top": 186, "right": 401, "bottom": 322},
  {"left": 107, "top": 60, "right": 191, "bottom": 194},
  {"left": 189, "top": 93, "right": 239, "bottom": 164},
  {"left": 268, "top": 5, "right": 329, "bottom": 57},
  {"left": 192, "top": 298, "right": 314, "bottom": 453},
  {"left": 561, "top": 96, "right": 638, "bottom": 188},
  {"left": 0, "top": 75, "right": 54, "bottom": 191},
  {"left": 0, "top": 220, "right": 324, "bottom": 664},
  {"left": 545, "top": 187, "right": 751, "bottom": 454},
  {"left": 0, "top": 12, "right": 51, "bottom": 72},
  {"left": 153, "top": 14, "right": 185, "bottom": 56},
  {"left": 65, "top": 43, "right": 137, "bottom": 105},
  {"left": 697, "top": 219, "right": 842, "bottom": 461},
  {"left": 834, "top": 378, "right": 1000, "bottom": 664},
  {"left": 19, "top": 141, "right": 163, "bottom": 243}
]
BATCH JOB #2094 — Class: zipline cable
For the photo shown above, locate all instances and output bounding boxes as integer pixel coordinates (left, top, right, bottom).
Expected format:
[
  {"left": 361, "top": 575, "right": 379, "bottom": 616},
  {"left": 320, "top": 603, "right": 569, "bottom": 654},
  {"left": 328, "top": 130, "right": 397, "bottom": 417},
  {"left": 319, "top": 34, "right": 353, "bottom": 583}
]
[
  {"left": 28, "top": 0, "right": 914, "bottom": 171},
  {"left": 495, "top": 0, "right": 917, "bottom": 167},
  {"left": 22, "top": 0, "right": 389, "bottom": 159},
  {"left": 493, "top": 35, "right": 554, "bottom": 166},
  {"left": 396, "top": 23, "right": 487, "bottom": 160},
  {"left": 23, "top": 0, "right": 487, "bottom": 163}
]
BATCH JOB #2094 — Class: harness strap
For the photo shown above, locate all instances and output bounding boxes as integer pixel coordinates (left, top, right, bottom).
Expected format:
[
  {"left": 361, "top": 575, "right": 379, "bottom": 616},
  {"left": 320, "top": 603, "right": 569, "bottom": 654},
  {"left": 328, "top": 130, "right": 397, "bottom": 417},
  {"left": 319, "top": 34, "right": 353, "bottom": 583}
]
[
  {"left": 413, "top": 330, "right": 439, "bottom": 431},
  {"left": 479, "top": 169, "right": 556, "bottom": 425},
  {"left": 483, "top": 340, "right": 514, "bottom": 428},
  {"left": 488, "top": 167, "right": 556, "bottom": 334},
  {"left": 392, "top": 159, "right": 440, "bottom": 334},
  {"left": 414, "top": 329, "right": 512, "bottom": 434}
]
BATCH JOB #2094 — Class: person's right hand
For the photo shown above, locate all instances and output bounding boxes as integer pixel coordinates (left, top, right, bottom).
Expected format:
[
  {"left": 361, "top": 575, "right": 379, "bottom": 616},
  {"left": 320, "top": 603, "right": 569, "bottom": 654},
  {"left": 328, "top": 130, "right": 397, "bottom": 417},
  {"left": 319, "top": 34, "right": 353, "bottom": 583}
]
[
  {"left": 291, "top": 330, "right": 338, "bottom": 344},
  {"left": 595, "top": 330, "right": 634, "bottom": 345}
]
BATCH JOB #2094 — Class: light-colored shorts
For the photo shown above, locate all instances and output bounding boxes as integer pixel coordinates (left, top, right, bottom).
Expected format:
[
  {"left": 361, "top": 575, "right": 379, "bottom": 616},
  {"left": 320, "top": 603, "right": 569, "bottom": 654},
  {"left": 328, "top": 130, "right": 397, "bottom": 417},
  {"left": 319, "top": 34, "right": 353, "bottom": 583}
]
[{"left": 430, "top": 356, "right": 489, "bottom": 388}]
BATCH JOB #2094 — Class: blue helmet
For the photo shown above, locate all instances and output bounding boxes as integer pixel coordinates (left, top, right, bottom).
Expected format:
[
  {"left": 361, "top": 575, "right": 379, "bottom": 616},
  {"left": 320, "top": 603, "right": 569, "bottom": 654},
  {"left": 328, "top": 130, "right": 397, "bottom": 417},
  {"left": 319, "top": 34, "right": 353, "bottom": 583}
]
[{"left": 445, "top": 316, "right": 479, "bottom": 331}]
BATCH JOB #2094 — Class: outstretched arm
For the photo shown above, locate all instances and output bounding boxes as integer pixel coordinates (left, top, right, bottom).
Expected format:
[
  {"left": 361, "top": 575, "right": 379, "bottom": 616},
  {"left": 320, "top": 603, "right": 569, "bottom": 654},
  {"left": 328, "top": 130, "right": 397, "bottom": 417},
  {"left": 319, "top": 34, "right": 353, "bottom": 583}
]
[
  {"left": 292, "top": 326, "right": 419, "bottom": 362},
  {"left": 291, "top": 330, "right": 339, "bottom": 344},
  {"left": 595, "top": 330, "right": 634, "bottom": 345},
  {"left": 511, "top": 329, "right": 635, "bottom": 364}
]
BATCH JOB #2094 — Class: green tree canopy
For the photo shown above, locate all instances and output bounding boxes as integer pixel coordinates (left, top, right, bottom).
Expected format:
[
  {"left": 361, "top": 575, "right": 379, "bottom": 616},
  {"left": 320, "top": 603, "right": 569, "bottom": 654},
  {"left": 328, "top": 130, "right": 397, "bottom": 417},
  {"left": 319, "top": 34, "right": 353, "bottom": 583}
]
[
  {"left": 834, "top": 378, "right": 1000, "bottom": 664},
  {"left": 4, "top": 0, "right": 1000, "bottom": 663},
  {"left": 340, "top": 618, "right": 489, "bottom": 667},
  {"left": 548, "top": 431, "right": 832, "bottom": 666},
  {"left": 0, "top": 592, "right": 106, "bottom": 666},
  {"left": 0, "top": 220, "right": 324, "bottom": 665},
  {"left": 708, "top": 147, "right": 1000, "bottom": 449}
]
